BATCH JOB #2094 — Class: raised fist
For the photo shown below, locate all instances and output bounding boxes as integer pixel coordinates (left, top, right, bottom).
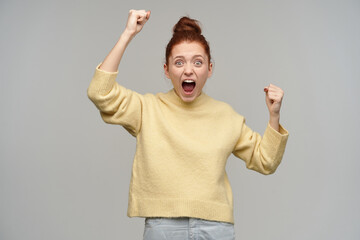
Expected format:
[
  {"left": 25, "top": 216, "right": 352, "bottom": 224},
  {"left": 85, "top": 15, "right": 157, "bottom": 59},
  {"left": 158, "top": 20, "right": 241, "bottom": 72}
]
[
  {"left": 125, "top": 9, "right": 151, "bottom": 36},
  {"left": 264, "top": 84, "right": 284, "bottom": 116}
]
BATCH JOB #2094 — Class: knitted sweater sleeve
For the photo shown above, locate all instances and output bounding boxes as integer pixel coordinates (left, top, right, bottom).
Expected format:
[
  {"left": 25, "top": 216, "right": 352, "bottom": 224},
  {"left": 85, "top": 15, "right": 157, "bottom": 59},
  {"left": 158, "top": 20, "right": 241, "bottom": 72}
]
[
  {"left": 232, "top": 118, "right": 289, "bottom": 175},
  {"left": 87, "top": 63, "right": 143, "bottom": 137}
]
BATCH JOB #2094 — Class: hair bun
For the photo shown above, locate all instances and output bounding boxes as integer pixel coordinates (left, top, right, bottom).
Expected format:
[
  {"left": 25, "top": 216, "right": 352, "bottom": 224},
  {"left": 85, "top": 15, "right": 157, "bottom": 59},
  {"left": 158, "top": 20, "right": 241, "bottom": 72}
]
[
  {"left": 173, "top": 16, "right": 202, "bottom": 35},
  {"left": 165, "top": 16, "right": 211, "bottom": 65}
]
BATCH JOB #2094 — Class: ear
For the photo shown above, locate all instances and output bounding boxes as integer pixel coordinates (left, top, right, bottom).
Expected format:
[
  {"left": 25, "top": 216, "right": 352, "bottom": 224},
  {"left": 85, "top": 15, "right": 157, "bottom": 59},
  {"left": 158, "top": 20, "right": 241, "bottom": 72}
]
[
  {"left": 164, "top": 64, "right": 170, "bottom": 79},
  {"left": 207, "top": 62, "right": 213, "bottom": 78}
]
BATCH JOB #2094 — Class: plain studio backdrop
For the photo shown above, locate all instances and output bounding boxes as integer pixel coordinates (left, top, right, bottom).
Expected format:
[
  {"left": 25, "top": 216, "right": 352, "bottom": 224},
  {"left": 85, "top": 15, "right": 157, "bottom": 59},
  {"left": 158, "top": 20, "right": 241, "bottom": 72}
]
[{"left": 1, "top": 0, "right": 359, "bottom": 239}]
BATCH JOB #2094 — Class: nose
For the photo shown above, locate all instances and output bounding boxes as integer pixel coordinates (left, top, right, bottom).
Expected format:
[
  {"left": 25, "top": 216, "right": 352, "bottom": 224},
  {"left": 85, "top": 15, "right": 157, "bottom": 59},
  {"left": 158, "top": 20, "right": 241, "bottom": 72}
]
[{"left": 184, "top": 63, "right": 193, "bottom": 76}]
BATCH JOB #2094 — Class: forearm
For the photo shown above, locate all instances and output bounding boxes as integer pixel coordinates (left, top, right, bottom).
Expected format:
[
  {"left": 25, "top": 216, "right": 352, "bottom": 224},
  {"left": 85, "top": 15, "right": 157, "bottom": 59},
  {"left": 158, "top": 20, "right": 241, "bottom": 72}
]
[
  {"left": 99, "top": 30, "right": 135, "bottom": 72},
  {"left": 269, "top": 114, "right": 280, "bottom": 132}
]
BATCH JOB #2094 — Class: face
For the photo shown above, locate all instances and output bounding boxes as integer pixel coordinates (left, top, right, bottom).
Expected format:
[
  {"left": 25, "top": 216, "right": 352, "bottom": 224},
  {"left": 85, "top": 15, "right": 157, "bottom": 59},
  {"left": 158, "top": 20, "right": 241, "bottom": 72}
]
[{"left": 164, "top": 41, "right": 213, "bottom": 102}]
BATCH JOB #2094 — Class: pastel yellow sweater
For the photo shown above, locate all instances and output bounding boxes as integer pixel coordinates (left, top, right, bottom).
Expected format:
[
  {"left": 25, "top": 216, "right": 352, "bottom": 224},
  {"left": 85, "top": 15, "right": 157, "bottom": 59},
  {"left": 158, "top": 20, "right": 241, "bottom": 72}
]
[{"left": 87, "top": 63, "right": 289, "bottom": 224}]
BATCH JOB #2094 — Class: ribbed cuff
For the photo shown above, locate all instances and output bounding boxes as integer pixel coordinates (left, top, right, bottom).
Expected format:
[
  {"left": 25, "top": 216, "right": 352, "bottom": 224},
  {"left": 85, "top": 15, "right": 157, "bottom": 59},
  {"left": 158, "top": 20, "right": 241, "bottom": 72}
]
[
  {"left": 89, "top": 62, "right": 119, "bottom": 95},
  {"left": 95, "top": 62, "right": 119, "bottom": 74},
  {"left": 261, "top": 123, "right": 289, "bottom": 169}
]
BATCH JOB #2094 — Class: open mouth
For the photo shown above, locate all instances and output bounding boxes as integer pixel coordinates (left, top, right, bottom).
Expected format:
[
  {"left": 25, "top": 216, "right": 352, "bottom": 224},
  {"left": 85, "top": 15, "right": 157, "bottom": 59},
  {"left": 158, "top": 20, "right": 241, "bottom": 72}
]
[{"left": 182, "top": 80, "right": 196, "bottom": 93}]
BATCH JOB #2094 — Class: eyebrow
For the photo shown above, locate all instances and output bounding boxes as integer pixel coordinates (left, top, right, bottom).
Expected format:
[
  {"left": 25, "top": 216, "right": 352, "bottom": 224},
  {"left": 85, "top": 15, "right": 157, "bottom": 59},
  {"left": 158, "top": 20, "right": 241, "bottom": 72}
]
[{"left": 173, "top": 54, "right": 205, "bottom": 59}]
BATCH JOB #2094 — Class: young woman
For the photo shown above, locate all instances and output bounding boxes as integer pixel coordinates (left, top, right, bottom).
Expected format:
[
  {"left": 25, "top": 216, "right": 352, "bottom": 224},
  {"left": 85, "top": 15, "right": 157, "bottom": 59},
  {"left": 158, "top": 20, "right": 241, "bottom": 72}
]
[{"left": 88, "top": 9, "right": 289, "bottom": 240}]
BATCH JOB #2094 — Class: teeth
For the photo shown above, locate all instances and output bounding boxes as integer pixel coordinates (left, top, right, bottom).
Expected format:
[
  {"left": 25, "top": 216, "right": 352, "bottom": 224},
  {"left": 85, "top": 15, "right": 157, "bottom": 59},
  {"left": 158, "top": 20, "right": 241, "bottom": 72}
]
[{"left": 184, "top": 80, "right": 195, "bottom": 83}]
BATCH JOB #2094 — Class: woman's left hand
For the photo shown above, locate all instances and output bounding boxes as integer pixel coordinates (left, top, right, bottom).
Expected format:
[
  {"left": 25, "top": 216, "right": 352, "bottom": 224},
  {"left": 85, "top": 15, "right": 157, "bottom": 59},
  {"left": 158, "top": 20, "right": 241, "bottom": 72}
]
[{"left": 264, "top": 84, "right": 284, "bottom": 117}]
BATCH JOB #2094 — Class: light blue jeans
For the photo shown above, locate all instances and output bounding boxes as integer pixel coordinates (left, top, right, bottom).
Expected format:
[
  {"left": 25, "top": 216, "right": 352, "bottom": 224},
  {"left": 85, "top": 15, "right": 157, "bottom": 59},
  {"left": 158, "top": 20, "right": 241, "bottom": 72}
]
[{"left": 143, "top": 217, "right": 235, "bottom": 240}]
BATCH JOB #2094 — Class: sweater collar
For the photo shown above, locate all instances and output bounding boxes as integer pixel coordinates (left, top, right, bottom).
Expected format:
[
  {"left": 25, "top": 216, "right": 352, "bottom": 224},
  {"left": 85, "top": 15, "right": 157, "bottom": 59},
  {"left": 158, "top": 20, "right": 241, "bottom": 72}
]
[{"left": 163, "top": 88, "right": 209, "bottom": 108}]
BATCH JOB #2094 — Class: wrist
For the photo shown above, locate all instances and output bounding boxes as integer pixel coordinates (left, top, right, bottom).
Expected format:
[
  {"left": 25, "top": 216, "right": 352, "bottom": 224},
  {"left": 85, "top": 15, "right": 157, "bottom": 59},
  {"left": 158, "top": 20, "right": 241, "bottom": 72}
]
[
  {"left": 269, "top": 113, "right": 280, "bottom": 121},
  {"left": 269, "top": 114, "right": 280, "bottom": 132},
  {"left": 121, "top": 29, "right": 136, "bottom": 41}
]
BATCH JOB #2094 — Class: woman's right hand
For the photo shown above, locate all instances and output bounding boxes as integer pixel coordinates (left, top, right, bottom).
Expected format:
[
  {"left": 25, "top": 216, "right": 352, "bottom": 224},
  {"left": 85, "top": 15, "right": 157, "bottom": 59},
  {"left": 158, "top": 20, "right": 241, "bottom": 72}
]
[
  {"left": 96, "top": 9, "right": 150, "bottom": 72},
  {"left": 125, "top": 9, "right": 150, "bottom": 37}
]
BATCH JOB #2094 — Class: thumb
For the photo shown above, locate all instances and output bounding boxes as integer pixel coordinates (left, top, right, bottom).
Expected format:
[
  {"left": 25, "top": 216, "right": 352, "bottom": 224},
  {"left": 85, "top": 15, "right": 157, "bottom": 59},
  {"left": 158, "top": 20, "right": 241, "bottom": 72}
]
[{"left": 145, "top": 10, "right": 151, "bottom": 20}]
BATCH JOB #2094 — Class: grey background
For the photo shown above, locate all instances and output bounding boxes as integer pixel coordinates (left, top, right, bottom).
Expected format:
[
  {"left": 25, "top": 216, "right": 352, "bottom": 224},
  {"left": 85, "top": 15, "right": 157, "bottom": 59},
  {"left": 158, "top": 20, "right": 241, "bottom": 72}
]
[{"left": 1, "top": 0, "right": 359, "bottom": 239}]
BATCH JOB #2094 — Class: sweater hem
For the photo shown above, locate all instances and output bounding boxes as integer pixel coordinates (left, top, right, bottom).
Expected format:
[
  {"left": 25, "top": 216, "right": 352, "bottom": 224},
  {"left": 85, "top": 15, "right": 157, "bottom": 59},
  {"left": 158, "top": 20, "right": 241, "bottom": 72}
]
[{"left": 127, "top": 197, "right": 235, "bottom": 224}]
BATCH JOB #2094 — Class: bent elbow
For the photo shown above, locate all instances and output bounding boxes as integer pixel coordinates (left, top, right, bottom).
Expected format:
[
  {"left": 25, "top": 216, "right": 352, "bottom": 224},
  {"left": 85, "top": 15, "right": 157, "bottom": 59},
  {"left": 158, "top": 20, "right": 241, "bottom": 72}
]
[
  {"left": 87, "top": 86, "right": 98, "bottom": 102},
  {"left": 262, "top": 159, "right": 282, "bottom": 175},
  {"left": 246, "top": 159, "right": 278, "bottom": 175},
  {"left": 262, "top": 167, "right": 277, "bottom": 175}
]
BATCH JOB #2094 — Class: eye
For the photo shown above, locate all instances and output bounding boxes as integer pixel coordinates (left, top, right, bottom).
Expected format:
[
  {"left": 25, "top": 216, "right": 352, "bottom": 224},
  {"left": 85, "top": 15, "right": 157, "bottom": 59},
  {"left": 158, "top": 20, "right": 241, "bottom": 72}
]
[
  {"left": 194, "top": 60, "right": 203, "bottom": 66},
  {"left": 175, "top": 60, "right": 183, "bottom": 66}
]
